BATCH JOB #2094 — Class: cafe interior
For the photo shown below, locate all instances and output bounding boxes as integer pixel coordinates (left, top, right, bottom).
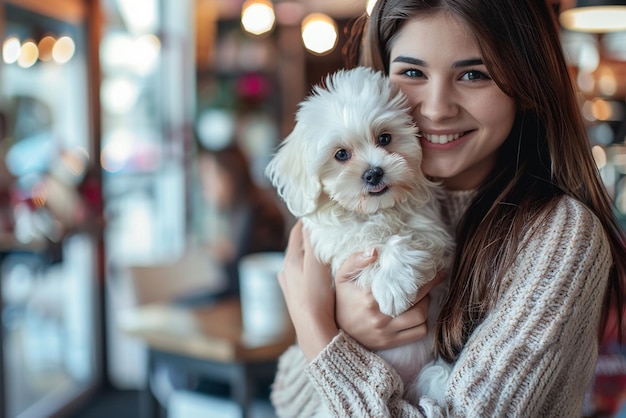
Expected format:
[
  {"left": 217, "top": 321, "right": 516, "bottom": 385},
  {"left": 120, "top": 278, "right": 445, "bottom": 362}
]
[{"left": 0, "top": 0, "right": 625, "bottom": 417}]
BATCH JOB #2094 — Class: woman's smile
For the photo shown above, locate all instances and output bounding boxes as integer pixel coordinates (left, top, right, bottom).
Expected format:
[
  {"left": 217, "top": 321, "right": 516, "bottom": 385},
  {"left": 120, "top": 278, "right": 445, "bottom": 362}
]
[
  {"left": 419, "top": 130, "right": 472, "bottom": 146},
  {"left": 424, "top": 132, "right": 460, "bottom": 144}
]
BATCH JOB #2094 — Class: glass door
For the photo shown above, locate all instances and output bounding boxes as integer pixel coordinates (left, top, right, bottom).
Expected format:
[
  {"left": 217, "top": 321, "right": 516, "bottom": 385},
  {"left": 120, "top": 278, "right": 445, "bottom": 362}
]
[{"left": 0, "top": 1, "right": 101, "bottom": 417}]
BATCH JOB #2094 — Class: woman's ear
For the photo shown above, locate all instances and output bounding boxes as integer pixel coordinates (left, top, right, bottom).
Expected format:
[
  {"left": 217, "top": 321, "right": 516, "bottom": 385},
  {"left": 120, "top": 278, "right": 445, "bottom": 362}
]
[{"left": 265, "top": 123, "right": 321, "bottom": 217}]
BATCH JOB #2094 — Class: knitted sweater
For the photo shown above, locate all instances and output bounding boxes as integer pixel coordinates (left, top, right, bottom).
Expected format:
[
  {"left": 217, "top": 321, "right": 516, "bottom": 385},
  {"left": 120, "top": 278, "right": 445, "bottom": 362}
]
[{"left": 270, "top": 190, "right": 612, "bottom": 417}]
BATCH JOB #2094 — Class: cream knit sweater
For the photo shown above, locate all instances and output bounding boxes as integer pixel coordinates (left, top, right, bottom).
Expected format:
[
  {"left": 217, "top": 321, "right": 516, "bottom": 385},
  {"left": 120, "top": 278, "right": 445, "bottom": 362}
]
[{"left": 270, "top": 190, "right": 613, "bottom": 417}]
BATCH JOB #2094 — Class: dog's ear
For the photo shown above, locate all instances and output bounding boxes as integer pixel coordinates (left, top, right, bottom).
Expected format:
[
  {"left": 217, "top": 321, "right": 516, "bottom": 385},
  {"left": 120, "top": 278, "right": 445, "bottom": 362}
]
[{"left": 265, "top": 123, "right": 321, "bottom": 217}]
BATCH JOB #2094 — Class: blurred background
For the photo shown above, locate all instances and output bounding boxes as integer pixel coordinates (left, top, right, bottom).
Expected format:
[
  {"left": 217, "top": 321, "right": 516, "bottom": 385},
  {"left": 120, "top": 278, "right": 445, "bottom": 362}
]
[{"left": 0, "top": 0, "right": 624, "bottom": 417}]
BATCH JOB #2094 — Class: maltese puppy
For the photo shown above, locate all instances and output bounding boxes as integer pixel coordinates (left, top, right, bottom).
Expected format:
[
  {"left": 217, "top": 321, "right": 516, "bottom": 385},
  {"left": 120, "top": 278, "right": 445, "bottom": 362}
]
[{"left": 266, "top": 67, "right": 454, "bottom": 406}]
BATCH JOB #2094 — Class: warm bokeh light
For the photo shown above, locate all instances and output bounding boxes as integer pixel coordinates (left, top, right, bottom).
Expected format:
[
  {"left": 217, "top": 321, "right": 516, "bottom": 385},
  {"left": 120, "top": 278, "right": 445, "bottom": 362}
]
[
  {"left": 241, "top": 0, "right": 276, "bottom": 36},
  {"left": 592, "top": 145, "right": 608, "bottom": 169},
  {"left": 2, "top": 35, "right": 76, "bottom": 66},
  {"left": 301, "top": 13, "right": 338, "bottom": 55},
  {"left": 18, "top": 40, "right": 38, "bottom": 68},
  {"left": 597, "top": 68, "right": 618, "bottom": 96},
  {"left": 52, "top": 36, "right": 76, "bottom": 64},
  {"left": 591, "top": 98, "right": 613, "bottom": 121},
  {"left": 586, "top": 98, "right": 625, "bottom": 123},
  {"left": 38, "top": 36, "right": 56, "bottom": 61},
  {"left": 3, "top": 37, "right": 21, "bottom": 64},
  {"left": 560, "top": 6, "right": 626, "bottom": 33}
]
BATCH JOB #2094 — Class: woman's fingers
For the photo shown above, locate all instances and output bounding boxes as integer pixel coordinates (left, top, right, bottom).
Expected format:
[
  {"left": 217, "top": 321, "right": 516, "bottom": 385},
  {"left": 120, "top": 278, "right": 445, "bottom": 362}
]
[
  {"left": 334, "top": 248, "right": 378, "bottom": 284},
  {"left": 335, "top": 252, "right": 445, "bottom": 351},
  {"left": 357, "top": 293, "right": 432, "bottom": 350},
  {"left": 388, "top": 295, "right": 431, "bottom": 336}
]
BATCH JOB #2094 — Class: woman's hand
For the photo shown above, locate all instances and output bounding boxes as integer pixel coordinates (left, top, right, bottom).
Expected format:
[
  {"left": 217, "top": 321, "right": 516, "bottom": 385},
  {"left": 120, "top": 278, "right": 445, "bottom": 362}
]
[
  {"left": 335, "top": 251, "right": 445, "bottom": 351},
  {"left": 277, "top": 220, "right": 338, "bottom": 361}
]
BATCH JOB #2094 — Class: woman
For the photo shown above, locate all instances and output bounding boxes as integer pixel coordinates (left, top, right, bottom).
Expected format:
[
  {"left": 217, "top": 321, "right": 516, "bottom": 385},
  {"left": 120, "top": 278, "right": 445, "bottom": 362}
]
[
  {"left": 270, "top": 0, "right": 626, "bottom": 416},
  {"left": 196, "top": 143, "right": 287, "bottom": 296}
]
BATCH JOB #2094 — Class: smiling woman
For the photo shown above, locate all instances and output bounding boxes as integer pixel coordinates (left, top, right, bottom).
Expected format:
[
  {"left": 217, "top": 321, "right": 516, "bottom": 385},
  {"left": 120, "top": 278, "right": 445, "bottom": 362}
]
[{"left": 269, "top": 0, "right": 626, "bottom": 417}]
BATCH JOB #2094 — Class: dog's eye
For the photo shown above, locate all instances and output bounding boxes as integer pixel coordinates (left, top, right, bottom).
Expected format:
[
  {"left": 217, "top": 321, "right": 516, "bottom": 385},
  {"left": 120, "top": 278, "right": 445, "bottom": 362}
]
[
  {"left": 335, "top": 149, "right": 350, "bottom": 161},
  {"left": 378, "top": 133, "right": 392, "bottom": 146}
]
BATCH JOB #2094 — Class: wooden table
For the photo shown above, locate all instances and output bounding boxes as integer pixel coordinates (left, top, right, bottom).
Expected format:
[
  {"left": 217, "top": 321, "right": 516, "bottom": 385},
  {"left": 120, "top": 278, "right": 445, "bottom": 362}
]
[{"left": 120, "top": 297, "right": 295, "bottom": 418}]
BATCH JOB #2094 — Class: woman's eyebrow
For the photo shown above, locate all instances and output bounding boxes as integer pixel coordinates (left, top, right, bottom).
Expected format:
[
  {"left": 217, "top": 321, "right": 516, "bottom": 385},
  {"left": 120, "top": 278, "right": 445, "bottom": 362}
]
[
  {"left": 452, "top": 58, "right": 484, "bottom": 68},
  {"left": 391, "top": 56, "right": 426, "bottom": 66},
  {"left": 391, "top": 56, "right": 485, "bottom": 68}
]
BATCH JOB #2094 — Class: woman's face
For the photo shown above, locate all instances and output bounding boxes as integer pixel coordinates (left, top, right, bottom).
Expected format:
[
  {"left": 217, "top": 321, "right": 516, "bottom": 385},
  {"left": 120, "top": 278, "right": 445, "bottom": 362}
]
[{"left": 388, "top": 12, "right": 516, "bottom": 190}]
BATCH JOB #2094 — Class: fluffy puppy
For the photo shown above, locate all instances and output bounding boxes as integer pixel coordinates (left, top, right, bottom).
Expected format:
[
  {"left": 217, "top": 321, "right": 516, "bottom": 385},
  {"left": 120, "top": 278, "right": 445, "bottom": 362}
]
[{"left": 265, "top": 67, "right": 454, "bottom": 405}]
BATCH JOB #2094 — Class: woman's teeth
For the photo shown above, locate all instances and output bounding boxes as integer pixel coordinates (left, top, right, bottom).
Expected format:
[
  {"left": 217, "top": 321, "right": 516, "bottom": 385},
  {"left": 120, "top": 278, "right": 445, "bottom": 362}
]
[{"left": 423, "top": 132, "right": 462, "bottom": 144}]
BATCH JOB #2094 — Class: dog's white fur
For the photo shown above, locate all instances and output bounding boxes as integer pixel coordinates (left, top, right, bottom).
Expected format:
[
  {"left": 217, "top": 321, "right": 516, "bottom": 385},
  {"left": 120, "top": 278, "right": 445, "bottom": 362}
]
[{"left": 265, "top": 67, "right": 454, "bottom": 407}]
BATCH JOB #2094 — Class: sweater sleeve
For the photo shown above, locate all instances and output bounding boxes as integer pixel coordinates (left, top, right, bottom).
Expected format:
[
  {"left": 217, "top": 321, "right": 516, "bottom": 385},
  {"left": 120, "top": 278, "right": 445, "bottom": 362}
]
[
  {"left": 307, "top": 331, "right": 445, "bottom": 417},
  {"left": 271, "top": 344, "right": 323, "bottom": 418},
  {"left": 444, "top": 197, "right": 612, "bottom": 416},
  {"left": 270, "top": 333, "right": 444, "bottom": 417},
  {"left": 293, "top": 197, "right": 611, "bottom": 417}
]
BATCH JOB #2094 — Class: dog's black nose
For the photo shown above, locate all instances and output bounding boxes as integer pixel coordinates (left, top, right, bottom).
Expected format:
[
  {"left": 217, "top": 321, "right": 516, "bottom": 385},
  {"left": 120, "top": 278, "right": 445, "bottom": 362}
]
[{"left": 363, "top": 167, "right": 384, "bottom": 185}]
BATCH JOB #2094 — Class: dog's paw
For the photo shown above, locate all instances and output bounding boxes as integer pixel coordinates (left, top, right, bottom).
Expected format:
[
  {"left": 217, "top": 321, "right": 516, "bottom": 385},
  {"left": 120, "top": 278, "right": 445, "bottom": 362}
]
[{"left": 371, "top": 280, "right": 415, "bottom": 317}]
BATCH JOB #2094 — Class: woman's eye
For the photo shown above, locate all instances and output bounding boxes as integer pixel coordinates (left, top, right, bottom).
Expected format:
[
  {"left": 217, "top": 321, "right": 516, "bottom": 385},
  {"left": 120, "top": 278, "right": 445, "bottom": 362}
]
[
  {"left": 461, "top": 70, "right": 491, "bottom": 81},
  {"left": 401, "top": 68, "right": 425, "bottom": 78},
  {"left": 335, "top": 149, "right": 350, "bottom": 161},
  {"left": 378, "top": 133, "right": 392, "bottom": 146}
]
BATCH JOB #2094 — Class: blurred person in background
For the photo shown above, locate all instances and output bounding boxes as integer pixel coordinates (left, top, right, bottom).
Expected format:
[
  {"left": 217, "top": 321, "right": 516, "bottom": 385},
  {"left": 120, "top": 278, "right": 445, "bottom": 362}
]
[
  {"left": 151, "top": 141, "right": 289, "bottom": 406},
  {"left": 195, "top": 142, "right": 288, "bottom": 298}
]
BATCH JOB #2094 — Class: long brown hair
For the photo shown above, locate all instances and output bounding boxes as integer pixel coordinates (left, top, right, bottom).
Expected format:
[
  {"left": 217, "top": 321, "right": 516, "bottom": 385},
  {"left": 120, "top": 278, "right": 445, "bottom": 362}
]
[{"left": 346, "top": 0, "right": 626, "bottom": 362}]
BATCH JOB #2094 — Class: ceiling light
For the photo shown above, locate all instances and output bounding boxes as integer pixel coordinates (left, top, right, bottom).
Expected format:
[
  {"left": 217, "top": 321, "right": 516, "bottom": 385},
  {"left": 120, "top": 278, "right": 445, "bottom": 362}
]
[
  {"left": 241, "top": 0, "right": 276, "bottom": 36},
  {"left": 301, "top": 13, "right": 338, "bottom": 55},
  {"left": 560, "top": 1, "right": 626, "bottom": 32}
]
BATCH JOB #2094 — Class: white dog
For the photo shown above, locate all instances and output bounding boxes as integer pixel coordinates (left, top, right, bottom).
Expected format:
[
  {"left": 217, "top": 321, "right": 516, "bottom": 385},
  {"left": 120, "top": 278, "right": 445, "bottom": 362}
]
[{"left": 265, "top": 67, "right": 454, "bottom": 406}]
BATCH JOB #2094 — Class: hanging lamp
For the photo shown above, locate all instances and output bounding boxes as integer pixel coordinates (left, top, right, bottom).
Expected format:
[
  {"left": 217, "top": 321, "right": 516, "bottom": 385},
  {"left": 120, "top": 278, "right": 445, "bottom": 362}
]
[{"left": 560, "top": 0, "right": 626, "bottom": 32}]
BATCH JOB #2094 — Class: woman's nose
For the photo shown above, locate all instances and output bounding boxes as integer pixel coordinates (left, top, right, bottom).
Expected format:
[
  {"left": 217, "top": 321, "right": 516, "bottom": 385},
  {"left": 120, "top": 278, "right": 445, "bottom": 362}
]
[{"left": 416, "top": 81, "right": 459, "bottom": 122}]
